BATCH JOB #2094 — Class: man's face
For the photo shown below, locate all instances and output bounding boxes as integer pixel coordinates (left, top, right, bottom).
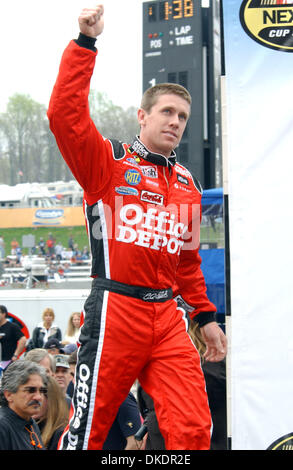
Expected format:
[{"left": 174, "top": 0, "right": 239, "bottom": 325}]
[
  {"left": 0, "top": 311, "right": 6, "bottom": 327},
  {"left": 4, "top": 374, "right": 46, "bottom": 421},
  {"left": 69, "top": 363, "right": 76, "bottom": 385},
  {"left": 138, "top": 93, "right": 190, "bottom": 157},
  {"left": 48, "top": 348, "right": 60, "bottom": 356},
  {"left": 39, "top": 355, "right": 54, "bottom": 376},
  {"left": 54, "top": 366, "right": 71, "bottom": 393}
]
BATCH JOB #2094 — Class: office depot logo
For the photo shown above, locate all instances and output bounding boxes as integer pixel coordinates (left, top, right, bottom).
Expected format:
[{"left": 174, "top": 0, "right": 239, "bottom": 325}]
[
  {"left": 89, "top": 198, "right": 201, "bottom": 252},
  {"left": 116, "top": 203, "right": 200, "bottom": 253},
  {"left": 66, "top": 363, "right": 91, "bottom": 450}
]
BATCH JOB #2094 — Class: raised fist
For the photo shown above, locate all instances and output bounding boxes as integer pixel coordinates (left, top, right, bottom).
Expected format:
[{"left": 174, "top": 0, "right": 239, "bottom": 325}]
[{"left": 78, "top": 5, "right": 104, "bottom": 38}]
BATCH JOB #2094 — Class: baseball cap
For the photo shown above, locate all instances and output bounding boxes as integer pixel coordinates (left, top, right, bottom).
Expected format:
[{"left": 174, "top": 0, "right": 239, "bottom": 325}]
[
  {"left": 44, "top": 337, "right": 64, "bottom": 351},
  {"left": 62, "top": 343, "right": 77, "bottom": 355},
  {"left": 54, "top": 354, "right": 70, "bottom": 369}
]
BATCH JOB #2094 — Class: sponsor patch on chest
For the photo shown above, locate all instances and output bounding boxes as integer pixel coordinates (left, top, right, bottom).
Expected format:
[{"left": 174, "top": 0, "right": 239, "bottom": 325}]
[
  {"left": 124, "top": 169, "right": 141, "bottom": 186},
  {"left": 141, "top": 190, "right": 164, "bottom": 205},
  {"left": 141, "top": 166, "right": 158, "bottom": 179},
  {"left": 115, "top": 186, "right": 139, "bottom": 196}
]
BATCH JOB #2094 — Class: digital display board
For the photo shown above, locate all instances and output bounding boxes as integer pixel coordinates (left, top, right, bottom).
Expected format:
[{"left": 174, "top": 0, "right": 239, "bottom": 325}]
[
  {"left": 147, "top": 1, "right": 194, "bottom": 22},
  {"left": 142, "top": 0, "right": 223, "bottom": 189},
  {"left": 143, "top": 0, "right": 204, "bottom": 183}
]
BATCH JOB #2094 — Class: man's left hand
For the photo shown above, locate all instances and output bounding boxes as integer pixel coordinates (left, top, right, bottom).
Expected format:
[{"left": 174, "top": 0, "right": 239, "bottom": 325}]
[{"left": 200, "top": 321, "right": 227, "bottom": 362}]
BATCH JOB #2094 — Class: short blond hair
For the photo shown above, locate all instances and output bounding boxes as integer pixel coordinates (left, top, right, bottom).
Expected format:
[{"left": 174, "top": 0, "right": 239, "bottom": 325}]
[
  {"left": 141, "top": 83, "right": 192, "bottom": 113},
  {"left": 42, "top": 307, "right": 55, "bottom": 321}
]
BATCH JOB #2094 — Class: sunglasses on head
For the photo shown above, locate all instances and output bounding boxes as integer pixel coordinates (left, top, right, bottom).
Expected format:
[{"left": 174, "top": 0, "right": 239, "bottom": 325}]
[{"left": 22, "top": 387, "right": 48, "bottom": 395}]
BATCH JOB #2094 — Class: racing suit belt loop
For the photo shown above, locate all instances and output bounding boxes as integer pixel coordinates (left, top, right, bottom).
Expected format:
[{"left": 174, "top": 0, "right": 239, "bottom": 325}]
[{"left": 92, "top": 278, "right": 173, "bottom": 303}]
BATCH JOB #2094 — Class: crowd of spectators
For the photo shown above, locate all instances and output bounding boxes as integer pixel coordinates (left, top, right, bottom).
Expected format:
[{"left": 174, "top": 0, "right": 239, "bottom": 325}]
[
  {"left": 0, "top": 234, "right": 90, "bottom": 266},
  {"left": 36, "top": 233, "right": 90, "bottom": 263},
  {"left": 0, "top": 304, "right": 145, "bottom": 451},
  {"left": 0, "top": 234, "right": 91, "bottom": 287},
  {"left": 0, "top": 303, "right": 227, "bottom": 451}
]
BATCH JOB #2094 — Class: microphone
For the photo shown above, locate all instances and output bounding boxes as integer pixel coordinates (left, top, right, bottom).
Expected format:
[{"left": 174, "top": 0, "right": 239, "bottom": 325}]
[{"left": 134, "top": 423, "right": 148, "bottom": 441}]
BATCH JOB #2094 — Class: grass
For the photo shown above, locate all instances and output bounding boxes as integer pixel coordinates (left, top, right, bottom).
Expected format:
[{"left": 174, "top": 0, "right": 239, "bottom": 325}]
[
  {"left": 200, "top": 223, "right": 224, "bottom": 247},
  {"left": 0, "top": 221, "right": 225, "bottom": 256},
  {"left": 0, "top": 226, "right": 89, "bottom": 255}
]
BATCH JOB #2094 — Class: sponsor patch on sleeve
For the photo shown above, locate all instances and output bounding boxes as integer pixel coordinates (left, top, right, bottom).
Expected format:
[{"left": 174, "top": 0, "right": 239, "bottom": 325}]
[{"left": 176, "top": 173, "right": 189, "bottom": 185}]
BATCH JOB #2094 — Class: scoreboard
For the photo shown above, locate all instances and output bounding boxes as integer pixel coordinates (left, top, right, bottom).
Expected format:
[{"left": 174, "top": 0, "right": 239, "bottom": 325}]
[
  {"left": 142, "top": 0, "right": 223, "bottom": 189},
  {"left": 147, "top": 0, "right": 195, "bottom": 21}
]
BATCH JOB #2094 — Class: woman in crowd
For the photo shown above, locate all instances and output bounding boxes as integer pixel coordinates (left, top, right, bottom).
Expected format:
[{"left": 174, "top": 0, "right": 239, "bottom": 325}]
[
  {"left": 30, "top": 308, "right": 62, "bottom": 349},
  {"left": 33, "top": 375, "right": 69, "bottom": 450},
  {"left": 62, "top": 312, "right": 81, "bottom": 345}
]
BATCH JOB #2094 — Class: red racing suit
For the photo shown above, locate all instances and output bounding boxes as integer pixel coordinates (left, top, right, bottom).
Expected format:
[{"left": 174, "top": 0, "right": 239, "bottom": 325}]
[{"left": 48, "top": 37, "right": 217, "bottom": 451}]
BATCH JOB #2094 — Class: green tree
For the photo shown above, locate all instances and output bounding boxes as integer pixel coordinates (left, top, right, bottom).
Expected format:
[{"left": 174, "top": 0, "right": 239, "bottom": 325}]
[
  {"left": 0, "top": 91, "right": 139, "bottom": 185},
  {"left": 89, "top": 91, "right": 139, "bottom": 143},
  {"left": 0, "top": 133, "right": 10, "bottom": 183},
  {"left": 0, "top": 94, "right": 46, "bottom": 184}
]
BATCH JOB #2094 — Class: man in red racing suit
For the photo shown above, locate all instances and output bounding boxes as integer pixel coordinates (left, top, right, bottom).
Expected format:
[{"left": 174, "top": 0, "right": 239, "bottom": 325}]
[{"left": 48, "top": 5, "right": 227, "bottom": 450}]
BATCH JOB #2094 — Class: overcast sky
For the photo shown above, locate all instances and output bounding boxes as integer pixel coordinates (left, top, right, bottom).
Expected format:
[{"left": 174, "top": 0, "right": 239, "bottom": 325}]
[
  {"left": 0, "top": 0, "right": 209, "bottom": 113},
  {"left": 0, "top": 0, "right": 146, "bottom": 112}
]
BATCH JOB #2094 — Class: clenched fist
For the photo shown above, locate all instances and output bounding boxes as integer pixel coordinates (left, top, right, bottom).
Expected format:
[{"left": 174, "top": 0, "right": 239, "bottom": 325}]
[{"left": 78, "top": 5, "right": 104, "bottom": 38}]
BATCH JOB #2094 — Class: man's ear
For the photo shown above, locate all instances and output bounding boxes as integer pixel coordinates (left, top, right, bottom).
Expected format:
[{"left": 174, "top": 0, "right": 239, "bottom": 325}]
[
  {"left": 137, "top": 108, "right": 146, "bottom": 128},
  {"left": 3, "top": 390, "right": 13, "bottom": 403}
]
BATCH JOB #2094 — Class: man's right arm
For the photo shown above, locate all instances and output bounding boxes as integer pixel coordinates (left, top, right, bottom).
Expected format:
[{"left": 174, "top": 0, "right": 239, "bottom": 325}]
[{"left": 47, "top": 5, "right": 113, "bottom": 195}]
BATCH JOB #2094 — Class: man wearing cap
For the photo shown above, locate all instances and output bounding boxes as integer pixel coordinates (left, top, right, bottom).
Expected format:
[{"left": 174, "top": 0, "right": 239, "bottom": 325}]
[
  {"left": 54, "top": 354, "right": 72, "bottom": 407},
  {"left": 44, "top": 338, "right": 64, "bottom": 355}
]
